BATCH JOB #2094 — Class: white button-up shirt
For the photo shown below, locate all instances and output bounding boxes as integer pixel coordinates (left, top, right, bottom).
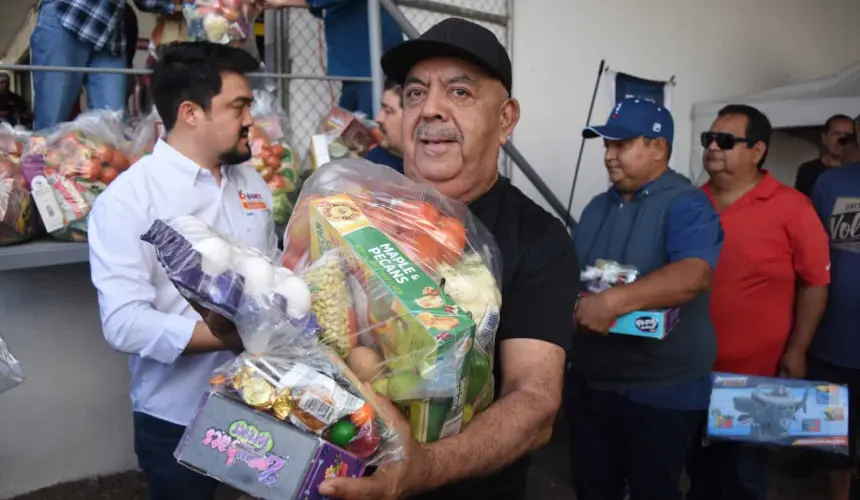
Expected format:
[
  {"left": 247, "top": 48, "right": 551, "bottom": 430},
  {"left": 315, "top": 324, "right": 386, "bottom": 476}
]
[{"left": 89, "top": 140, "right": 280, "bottom": 426}]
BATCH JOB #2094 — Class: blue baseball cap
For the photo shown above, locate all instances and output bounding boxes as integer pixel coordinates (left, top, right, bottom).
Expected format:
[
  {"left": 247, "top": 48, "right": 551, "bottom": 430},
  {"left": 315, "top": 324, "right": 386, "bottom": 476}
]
[{"left": 583, "top": 97, "right": 674, "bottom": 147}]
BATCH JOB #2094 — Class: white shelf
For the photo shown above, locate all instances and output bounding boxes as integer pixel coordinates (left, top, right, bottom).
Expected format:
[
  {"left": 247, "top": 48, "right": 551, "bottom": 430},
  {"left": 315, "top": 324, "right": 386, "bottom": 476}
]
[{"left": 0, "top": 239, "right": 89, "bottom": 272}]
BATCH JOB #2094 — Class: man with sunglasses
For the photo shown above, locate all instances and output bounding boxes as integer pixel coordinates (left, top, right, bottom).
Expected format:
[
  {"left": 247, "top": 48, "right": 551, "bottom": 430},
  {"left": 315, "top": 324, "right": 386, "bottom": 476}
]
[
  {"left": 687, "top": 104, "right": 830, "bottom": 500},
  {"left": 805, "top": 124, "right": 860, "bottom": 500},
  {"left": 794, "top": 114, "right": 857, "bottom": 198},
  {"left": 570, "top": 98, "right": 723, "bottom": 500}
]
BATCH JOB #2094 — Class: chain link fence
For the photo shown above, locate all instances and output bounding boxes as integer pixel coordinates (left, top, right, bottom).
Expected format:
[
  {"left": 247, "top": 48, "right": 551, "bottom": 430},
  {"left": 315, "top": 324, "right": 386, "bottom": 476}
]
[{"left": 279, "top": 1, "right": 512, "bottom": 172}]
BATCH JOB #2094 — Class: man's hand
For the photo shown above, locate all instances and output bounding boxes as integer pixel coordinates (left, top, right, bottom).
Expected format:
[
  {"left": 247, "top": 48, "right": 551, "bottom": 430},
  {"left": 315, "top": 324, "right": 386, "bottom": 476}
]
[
  {"left": 779, "top": 346, "right": 807, "bottom": 379},
  {"left": 574, "top": 289, "right": 622, "bottom": 335},
  {"left": 189, "top": 301, "right": 244, "bottom": 354},
  {"left": 319, "top": 394, "right": 428, "bottom": 500}
]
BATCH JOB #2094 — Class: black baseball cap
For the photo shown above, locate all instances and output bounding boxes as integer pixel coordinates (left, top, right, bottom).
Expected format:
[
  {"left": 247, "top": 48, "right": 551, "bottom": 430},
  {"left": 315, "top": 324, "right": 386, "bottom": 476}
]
[{"left": 381, "top": 18, "right": 513, "bottom": 95}]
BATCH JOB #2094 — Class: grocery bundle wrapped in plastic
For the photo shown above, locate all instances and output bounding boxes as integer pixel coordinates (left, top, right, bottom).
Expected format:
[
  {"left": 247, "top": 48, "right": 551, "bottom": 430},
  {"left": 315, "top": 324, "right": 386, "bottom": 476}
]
[
  {"left": 0, "top": 331, "right": 24, "bottom": 395},
  {"left": 26, "top": 110, "right": 131, "bottom": 241},
  {"left": 581, "top": 259, "right": 639, "bottom": 293},
  {"left": 282, "top": 159, "right": 502, "bottom": 442},
  {"left": 306, "top": 107, "right": 379, "bottom": 171},
  {"left": 247, "top": 90, "right": 302, "bottom": 226},
  {"left": 141, "top": 215, "right": 405, "bottom": 465},
  {"left": 0, "top": 124, "right": 40, "bottom": 246},
  {"left": 183, "top": 0, "right": 258, "bottom": 46},
  {"left": 126, "top": 108, "right": 164, "bottom": 165}
]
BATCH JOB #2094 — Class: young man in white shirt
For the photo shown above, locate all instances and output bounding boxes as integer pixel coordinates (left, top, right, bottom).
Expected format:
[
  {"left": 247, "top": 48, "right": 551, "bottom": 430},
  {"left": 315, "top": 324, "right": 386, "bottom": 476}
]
[{"left": 88, "top": 41, "right": 278, "bottom": 500}]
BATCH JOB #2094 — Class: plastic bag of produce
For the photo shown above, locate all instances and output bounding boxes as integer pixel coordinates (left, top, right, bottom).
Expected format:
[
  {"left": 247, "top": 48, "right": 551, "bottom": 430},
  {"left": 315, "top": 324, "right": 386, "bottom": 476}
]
[
  {"left": 305, "top": 107, "right": 379, "bottom": 171},
  {"left": 282, "top": 159, "right": 502, "bottom": 442},
  {"left": 0, "top": 332, "right": 24, "bottom": 395},
  {"left": 183, "top": 0, "right": 258, "bottom": 46},
  {"left": 126, "top": 108, "right": 164, "bottom": 165},
  {"left": 140, "top": 215, "right": 404, "bottom": 465},
  {"left": 247, "top": 90, "right": 301, "bottom": 226},
  {"left": 25, "top": 111, "right": 131, "bottom": 242}
]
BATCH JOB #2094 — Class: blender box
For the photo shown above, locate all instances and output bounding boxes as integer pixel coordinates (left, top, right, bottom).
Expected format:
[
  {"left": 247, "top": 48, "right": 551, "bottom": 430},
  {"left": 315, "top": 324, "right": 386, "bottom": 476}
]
[
  {"left": 706, "top": 372, "right": 850, "bottom": 455},
  {"left": 175, "top": 391, "right": 367, "bottom": 499}
]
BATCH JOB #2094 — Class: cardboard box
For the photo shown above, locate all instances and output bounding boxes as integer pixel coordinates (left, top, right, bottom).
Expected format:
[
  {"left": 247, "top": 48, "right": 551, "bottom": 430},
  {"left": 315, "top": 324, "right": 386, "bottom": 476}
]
[
  {"left": 707, "top": 372, "right": 850, "bottom": 455},
  {"left": 175, "top": 391, "right": 367, "bottom": 500},
  {"left": 308, "top": 193, "right": 476, "bottom": 441},
  {"left": 578, "top": 292, "right": 678, "bottom": 339}
]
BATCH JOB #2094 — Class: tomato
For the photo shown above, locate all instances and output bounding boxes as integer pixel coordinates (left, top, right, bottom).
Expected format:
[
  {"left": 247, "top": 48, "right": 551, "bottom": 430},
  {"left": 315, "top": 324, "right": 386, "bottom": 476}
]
[
  {"left": 393, "top": 200, "right": 440, "bottom": 225},
  {"left": 259, "top": 167, "right": 275, "bottom": 182},
  {"left": 266, "top": 156, "right": 282, "bottom": 170},
  {"left": 85, "top": 158, "right": 102, "bottom": 181},
  {"left": 425, "top": 216, "right": 466, "bottom": 265},
  {"left": 391, "top": 232, "right": 443, "bottom": 268},
  {"left": 270, "top": 144, "right": 286, "bottom": 159},
  {"left": 267, "top": 175, "right": 286, "bottom": 191},
  {"left": 100, "top": 166, "right": 118, "bottom": 184}
]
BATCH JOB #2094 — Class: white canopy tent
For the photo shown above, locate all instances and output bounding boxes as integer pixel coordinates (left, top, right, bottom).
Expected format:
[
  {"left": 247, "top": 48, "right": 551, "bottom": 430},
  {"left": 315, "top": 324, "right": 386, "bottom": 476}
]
[{"left": 690, "top": 61, "right": 860, "bottom": 184}]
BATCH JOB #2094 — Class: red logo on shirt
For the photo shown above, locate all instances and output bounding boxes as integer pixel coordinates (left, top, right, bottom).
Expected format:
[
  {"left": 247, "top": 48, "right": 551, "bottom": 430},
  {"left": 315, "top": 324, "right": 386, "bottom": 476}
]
[{"left": 238, "top": 191, "right": 266, "bottom": 211}]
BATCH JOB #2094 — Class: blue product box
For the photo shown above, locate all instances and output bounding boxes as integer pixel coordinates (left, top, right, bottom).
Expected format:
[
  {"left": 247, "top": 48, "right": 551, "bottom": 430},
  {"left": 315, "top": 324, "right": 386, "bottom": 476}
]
[
  {"left": 707, "top": 372, "right": 849, "bottom": 455},
  {"left": 577, "top": 293, "right": 679, "bottom": 339}
]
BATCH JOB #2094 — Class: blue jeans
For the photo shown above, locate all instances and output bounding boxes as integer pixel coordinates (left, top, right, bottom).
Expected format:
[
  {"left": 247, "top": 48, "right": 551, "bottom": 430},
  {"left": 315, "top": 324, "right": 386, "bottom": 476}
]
[
  {"left": 686, "top": 427, "right": 769, "bottom": 500},
  {"left": 567, "top": 373, "right": 704, "bottom": 500},
  {"left": 133, "top": 412, "right": 219, "bottom": 500},
  {"left": 30, "top": 0, "right": 127, "bottom": 130}
]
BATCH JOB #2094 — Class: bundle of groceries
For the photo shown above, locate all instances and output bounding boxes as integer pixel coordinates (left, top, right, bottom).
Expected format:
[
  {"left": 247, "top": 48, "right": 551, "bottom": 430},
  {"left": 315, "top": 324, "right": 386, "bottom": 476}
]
[
  {"left": 0, "top": 331, "right": 24, "bottom": 395},
  {"left": 282, "top": 159, "right": 502, "bottom": 443},
  {"left": 579, "top": 259, "right": 678, "bottom": 339},
  {"left": 183, "top": 0, "right": 258, "bottom": 46},
  {"left": 246, "top": 90, "right": 302, "bottom": 226},
  {"left": 24, "top": 110, "right": 131, "bottom": 242},
  {"left": 306, "top": 107, "right": 380, "bottom": 171},
  {"left": 142, "top": 213, "right": 405, "bottom": 498},
  {"left": 0, "top": 123, "right": 40, "bottom": 246}
]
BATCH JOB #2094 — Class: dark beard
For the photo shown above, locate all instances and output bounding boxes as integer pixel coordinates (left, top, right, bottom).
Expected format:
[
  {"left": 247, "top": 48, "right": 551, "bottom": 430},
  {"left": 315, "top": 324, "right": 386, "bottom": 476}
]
[{"left": 219, "top": 147, "right": 252, "bottom": 165}]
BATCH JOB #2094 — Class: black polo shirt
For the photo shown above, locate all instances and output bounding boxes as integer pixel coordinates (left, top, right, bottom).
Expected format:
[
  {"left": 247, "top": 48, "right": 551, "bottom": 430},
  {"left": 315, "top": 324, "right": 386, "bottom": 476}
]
[{"left": 412, "top": 176, "right": 580, "bottom": 500}]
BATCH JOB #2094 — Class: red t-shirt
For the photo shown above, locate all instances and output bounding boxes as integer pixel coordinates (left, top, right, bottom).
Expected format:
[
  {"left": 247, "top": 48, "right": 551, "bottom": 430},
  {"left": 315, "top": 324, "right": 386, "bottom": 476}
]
[{"left": 703, "top": 172, "right": 830, "bottom": 376}]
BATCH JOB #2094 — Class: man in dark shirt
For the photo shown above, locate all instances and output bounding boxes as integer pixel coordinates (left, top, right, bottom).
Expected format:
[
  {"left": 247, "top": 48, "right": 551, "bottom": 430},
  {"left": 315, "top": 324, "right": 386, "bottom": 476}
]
[
  {"left": 318, "top": 18, "right": 580, "bottom": 500},
  {"left": 570, "top": 98, "right": 724, "bottom": 500},
  {"left": 794, "top": 114, "right": 856, "bottom": 197},
  {"left": 364, "top": 79, "right": 405, "bottom": 173},
  {"left": 807, "top": 130, "right": 860, "bottom": 500}
]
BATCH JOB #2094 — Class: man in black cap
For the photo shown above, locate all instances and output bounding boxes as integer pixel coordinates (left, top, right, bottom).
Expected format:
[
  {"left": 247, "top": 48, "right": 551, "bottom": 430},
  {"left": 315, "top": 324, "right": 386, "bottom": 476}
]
[{"left": 317, "top": 17, "right": 580, "bottom": 500}]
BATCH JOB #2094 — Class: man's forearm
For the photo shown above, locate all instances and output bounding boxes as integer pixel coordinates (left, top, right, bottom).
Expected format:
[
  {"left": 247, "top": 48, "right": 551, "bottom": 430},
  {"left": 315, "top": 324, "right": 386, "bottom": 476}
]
[
  {"left": 785, "top": 284, "right": 828, "bottom": 352},
  {"left": 407, "top": 388, "right": 557, "bottom": 494},
  {"left": 610, "top": 258, "right": 712, "bottom": 315},
  {"left": 184, "top": 321, "right": 232, "bottom": 353}
]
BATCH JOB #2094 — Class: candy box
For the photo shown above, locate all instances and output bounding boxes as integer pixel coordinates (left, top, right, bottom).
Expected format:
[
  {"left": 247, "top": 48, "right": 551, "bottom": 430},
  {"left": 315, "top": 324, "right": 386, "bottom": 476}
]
[
  {"left": 577, "top": 292, "right": 679, "bottom": 339},
  {"left": 308, "top": 193, "right": 476, "bottom": 441},
  {"left": 706, "top": 372, "right": 850, "bottom": 455},
  {"left": 176, "top": 390, "right": 367, "bottom": 500}
]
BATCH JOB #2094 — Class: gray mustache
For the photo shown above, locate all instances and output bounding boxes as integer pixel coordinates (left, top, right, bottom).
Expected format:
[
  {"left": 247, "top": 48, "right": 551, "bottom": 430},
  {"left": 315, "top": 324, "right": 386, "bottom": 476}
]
[{"left": 414, "top": 124, "right": 462, "bottom": 142}]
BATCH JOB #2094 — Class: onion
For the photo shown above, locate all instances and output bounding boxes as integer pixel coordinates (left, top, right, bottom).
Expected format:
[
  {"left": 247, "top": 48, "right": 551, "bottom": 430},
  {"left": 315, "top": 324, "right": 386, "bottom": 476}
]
[
  {"left": 193, "top": 237, "right": 233, "bottom": 276},
  {"left": 237, "top": 256, "right": 275, "bottom": 297},
  {"left": 274, "top": 275, "right": 311, "bottom": 319}
]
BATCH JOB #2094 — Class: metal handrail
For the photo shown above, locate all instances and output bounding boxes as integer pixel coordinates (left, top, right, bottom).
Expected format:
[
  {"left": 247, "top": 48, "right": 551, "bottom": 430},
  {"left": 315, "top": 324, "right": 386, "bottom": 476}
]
[{"left": 0, "top": 63, "right": 372, "bottom": 81}]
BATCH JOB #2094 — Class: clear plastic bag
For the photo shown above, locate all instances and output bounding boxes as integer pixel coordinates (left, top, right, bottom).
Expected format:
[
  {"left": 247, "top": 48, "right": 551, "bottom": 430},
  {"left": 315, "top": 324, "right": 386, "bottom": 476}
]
[
  {"left": 208, "top": 345, "right": 405, "bottom": 465},
  {"left": 183, "top": 0, "right": 259, "bottom": 46},
  {"left": 27, "top": 111, "right": 131, "bottom": 241},
  {"left": 247, "top": 90, "right": 302, "bottom": 226},
  {"left": 126, "top": 108, "right": 164, "bottom": 165},
  {"left": 305, "top": 107, "right": 380, "bottom": 172},
  {"left": 282, "top": 159, "right": 502, "bottom": 442},
  {"left": 0, "top": 332, "right": 24, "bottom": 395},
  {"left": 140, "top": 215, "right": 405, "bottom": 465},
  {"left": 141, "top": 215, "right": 315, "bottom": 352}
]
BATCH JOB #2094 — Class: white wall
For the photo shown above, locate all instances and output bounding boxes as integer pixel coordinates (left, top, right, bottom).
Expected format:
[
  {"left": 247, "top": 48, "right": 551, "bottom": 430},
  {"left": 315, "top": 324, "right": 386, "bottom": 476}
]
[
  {"left": 511, "top": 0, "right": 860, "bottom": 219},
  {"left": 0, "top": 265, "right": 137, "bottom": 499}
]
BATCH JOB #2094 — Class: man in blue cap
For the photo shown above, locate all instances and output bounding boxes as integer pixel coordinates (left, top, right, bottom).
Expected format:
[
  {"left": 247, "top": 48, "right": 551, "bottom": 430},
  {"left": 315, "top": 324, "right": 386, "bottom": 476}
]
[{"left": 569, "top": 97, "right": 724, "bottom": 500}]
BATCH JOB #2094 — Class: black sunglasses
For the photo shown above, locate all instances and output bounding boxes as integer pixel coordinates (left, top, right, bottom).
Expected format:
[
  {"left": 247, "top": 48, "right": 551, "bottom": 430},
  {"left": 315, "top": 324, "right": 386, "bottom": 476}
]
[
  {"left": 701, "top": 131, "right": 755, "bottom": 150},
  {"left": 837, "top": 134, "right": 858, "bottom": 146}
]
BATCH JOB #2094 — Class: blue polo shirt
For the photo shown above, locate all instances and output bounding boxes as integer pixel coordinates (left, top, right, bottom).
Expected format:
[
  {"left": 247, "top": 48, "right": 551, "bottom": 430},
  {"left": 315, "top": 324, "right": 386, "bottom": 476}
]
[
  {"left": 572, "top": 170, "right": 723, "bottom": 411},
  {"left": 809, "top": 162, "right": 860, "bottom": 369},
  {"left": 307, "top": 0, "right": 403, "bottom": 78}
]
